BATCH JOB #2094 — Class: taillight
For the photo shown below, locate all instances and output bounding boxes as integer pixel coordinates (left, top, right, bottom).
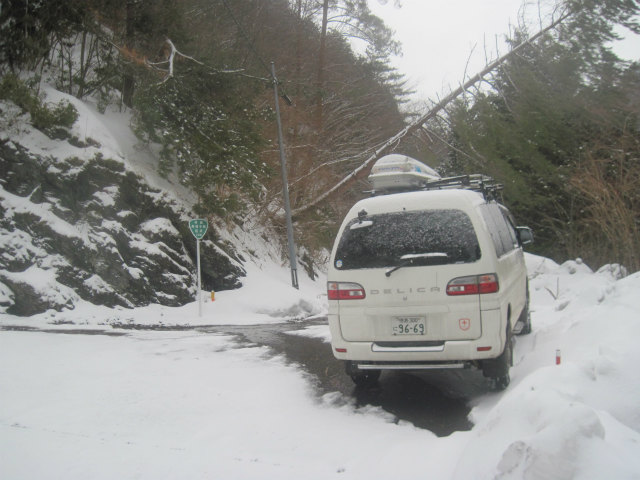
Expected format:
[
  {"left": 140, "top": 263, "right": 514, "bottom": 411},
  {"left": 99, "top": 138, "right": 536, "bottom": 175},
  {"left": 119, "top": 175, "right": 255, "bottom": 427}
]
[
  {"left": 327, "top": 282, "right": 366, "bottom": 300},
  {"left": 446, "top": 274, "right": 499, "bottom": 296}
]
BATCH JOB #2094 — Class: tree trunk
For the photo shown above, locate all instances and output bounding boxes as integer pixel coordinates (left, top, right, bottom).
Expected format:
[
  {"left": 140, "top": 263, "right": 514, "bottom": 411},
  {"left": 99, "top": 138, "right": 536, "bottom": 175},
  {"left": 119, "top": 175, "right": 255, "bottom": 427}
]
[
  {"left": 295, "top": 0, "right": 303, "bottom": 96},
  {"left": 77, "top": 31, "right": 87, "bottom": 98},
  {"left": 315, "top": 0, "right": 329, "bottom": 130},
  {"left": 122, "top": 0, "right": 136, "bottom": 108}
]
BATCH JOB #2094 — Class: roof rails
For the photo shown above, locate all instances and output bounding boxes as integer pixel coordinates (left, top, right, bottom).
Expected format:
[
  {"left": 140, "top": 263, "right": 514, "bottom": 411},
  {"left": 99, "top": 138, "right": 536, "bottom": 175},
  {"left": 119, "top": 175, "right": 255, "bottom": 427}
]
[
  {"left": 368, "top": 173, "right": 504, "bottom": 201},
  {"left": 419, "top": 174, "right": 504, "bottom": 201}
]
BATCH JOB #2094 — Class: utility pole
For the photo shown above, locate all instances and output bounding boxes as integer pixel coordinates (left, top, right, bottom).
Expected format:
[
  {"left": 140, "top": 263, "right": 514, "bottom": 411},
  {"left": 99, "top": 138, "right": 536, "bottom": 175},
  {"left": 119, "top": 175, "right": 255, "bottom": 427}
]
[{"left": 271, "top": 62, "right": 299, "bottom": 289}]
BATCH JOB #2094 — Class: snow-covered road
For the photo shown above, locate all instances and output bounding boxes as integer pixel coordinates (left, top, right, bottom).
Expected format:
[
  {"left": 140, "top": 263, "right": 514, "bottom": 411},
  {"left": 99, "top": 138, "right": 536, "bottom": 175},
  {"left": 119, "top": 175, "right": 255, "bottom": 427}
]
[
  {"left": 2, "top": 253, "right": 640, "bottom": 479},
  {"left": 0, "top": 328, "right": 467, "bottom": 479}
]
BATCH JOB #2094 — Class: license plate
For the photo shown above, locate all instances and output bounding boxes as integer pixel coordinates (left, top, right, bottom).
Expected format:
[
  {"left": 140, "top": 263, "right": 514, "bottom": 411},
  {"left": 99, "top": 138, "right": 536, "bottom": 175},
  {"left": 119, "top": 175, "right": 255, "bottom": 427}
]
[{"left": 391, "top": 316, "right": 426, "bottom": 335}]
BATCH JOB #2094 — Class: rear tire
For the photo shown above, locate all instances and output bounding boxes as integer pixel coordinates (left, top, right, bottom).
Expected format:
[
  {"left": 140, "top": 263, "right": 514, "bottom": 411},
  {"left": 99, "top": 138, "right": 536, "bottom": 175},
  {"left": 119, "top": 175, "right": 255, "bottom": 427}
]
[
  {"left": 516, "top": 283, "right": 532, "bottom": 335},
  {"left": 483, "top": 328, "right": 513, "bottom": 390},
  {"left": 519, "top": 310, "right": 532, "bottom": 335},
  {"left": 491, "top": 373, "right": 511, "bottom": 391},
  {"left": 345, "top": 361, "right": 381, "bottom": 387},
  {"left": 516, "top": 302, "right": 532, "bottom": 335}
]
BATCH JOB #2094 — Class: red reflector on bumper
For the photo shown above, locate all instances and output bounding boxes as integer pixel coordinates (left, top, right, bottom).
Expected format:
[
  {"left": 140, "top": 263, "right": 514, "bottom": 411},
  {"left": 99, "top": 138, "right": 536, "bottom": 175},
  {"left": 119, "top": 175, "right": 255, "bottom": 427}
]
[
  {"left": 335, "top": 348, "right": 347, "bottom": 353},
  {"left": 477, "top": 346, "right": 492, "bottom": 352}
]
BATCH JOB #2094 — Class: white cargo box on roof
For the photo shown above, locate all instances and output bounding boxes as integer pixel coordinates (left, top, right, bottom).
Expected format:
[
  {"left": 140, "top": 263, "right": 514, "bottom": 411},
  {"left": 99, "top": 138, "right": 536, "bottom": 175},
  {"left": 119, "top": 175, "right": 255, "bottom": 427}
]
[{"left": 368, "top": 154, "right": 440, "bottom": 192}]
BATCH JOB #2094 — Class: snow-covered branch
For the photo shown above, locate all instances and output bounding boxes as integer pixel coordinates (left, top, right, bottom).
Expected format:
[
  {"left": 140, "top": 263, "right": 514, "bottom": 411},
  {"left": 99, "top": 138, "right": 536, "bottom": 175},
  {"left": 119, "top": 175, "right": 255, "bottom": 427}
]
[{"left": 148, "top": 39, "right": 205, "bottom": 83}]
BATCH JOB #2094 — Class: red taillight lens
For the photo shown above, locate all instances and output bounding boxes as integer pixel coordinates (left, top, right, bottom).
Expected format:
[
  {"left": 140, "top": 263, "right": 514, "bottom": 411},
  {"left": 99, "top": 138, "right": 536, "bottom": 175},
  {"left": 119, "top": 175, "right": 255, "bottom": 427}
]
[
  {"left": 446, "top": 276, "right": 480, "bottom": 295},
  {"left": 478, "top": 274, "right": 499, "bottom": 294},
  {"left": 327, "top": 282, "right": 366, "bottom": 300},
  {"left": 446, "top": 274, "right": 499, "bottom": 296}
]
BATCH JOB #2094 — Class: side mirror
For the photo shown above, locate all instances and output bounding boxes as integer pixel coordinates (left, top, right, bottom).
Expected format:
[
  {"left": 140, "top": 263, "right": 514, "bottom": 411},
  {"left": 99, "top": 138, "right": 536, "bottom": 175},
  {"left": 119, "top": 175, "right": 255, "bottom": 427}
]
[{"left": 516, "top": 226, "right": 534, "bottom": 246}]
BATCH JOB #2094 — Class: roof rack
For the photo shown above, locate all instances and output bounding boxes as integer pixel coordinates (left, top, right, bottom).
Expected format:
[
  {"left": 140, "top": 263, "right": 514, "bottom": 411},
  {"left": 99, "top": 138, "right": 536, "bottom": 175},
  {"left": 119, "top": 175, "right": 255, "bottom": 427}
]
[
  {"left": 419, "top": 174, "right": 504, "bottom": 201},
  {"left": 369, "top": 174, "right": 504, "bottom": 201}
]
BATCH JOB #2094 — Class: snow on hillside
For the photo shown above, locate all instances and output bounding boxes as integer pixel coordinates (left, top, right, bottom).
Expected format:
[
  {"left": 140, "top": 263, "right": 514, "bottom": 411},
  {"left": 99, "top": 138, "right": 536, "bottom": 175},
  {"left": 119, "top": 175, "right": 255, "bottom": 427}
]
[
  {"left": 42, "top": 86, "right": 197, "bottom": 206},
  {"left": 2, "top": 82, "right": 321, "bottom": 313}
]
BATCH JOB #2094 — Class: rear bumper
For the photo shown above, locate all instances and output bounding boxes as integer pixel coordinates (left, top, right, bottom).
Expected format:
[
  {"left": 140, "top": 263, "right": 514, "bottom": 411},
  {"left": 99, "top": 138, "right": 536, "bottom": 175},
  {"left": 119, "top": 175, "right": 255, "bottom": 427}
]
[
  {"left": 328, "top": 308, "right": 505, "bottom": 364},
  {"left": 357, "top": 362, "right": 468, "bottom": 370}
]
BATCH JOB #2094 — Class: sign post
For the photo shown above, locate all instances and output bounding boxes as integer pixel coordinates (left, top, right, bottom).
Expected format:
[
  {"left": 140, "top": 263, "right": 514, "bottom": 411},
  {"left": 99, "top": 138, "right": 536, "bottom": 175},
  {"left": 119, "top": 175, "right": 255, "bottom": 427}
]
[{"left": 189, "top": 219, "right": 208, "bottom": 316}]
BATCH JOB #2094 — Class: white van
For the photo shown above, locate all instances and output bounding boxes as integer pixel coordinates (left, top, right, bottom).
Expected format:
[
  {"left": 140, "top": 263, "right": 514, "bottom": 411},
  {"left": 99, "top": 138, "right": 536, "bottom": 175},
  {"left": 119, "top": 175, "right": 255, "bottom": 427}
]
[{"left": 327, "top": 181, "right": 533, "bottom": 390}]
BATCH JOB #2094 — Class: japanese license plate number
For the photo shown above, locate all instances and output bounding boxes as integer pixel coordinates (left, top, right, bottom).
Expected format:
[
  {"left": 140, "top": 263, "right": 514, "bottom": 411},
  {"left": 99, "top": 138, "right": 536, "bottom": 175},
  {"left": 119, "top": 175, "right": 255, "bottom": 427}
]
[{"left": 392, "top": 316, "right": 426, "bottom": 336}]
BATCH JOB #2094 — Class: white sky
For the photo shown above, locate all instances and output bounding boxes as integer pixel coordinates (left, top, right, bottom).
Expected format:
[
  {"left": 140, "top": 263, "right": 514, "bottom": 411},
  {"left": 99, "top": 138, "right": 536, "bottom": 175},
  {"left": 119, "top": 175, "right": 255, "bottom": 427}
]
[{"left": 367, "top": 0, "right": 640, "bottom": 103}]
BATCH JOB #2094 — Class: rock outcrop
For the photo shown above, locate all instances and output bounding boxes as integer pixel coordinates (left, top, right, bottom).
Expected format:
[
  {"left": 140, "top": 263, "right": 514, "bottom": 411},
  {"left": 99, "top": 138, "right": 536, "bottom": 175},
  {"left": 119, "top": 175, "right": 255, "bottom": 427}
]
[{"left": 0, "top": 140, "right": 245, "bottom": 316}]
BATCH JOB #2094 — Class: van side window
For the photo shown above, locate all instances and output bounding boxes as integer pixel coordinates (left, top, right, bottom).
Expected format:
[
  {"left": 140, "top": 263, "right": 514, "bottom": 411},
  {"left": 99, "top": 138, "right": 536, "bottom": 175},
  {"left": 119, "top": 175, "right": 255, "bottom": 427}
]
[
  {"left": 479, "top": 203, "right": 518, "bottom": 257},
  {"left": 499, "top": 206, "right": 519, "bottom": 249},
  {"left": 479, "top": 204, "right": 505, "bottom": 257}
]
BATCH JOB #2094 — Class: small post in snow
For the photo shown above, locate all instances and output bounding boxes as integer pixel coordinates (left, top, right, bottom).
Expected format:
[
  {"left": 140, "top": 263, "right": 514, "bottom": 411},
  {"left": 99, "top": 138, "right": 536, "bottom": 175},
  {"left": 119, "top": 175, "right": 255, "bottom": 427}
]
[{"left": 189, "top": 218, "right": 209, "bottom": 316}]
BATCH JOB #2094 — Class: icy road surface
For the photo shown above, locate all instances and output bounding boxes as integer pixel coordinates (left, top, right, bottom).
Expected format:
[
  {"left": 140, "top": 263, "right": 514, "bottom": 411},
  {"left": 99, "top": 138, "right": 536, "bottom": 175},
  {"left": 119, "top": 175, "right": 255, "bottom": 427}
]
[{"left": 1, "top": 325, "right": 471, "bottom": 479}]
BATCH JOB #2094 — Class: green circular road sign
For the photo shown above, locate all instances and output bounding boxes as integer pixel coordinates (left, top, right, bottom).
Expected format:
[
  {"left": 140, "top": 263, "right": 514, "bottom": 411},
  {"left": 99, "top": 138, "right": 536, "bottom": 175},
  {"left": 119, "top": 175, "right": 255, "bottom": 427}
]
[{"left": 189, "top": 219, "right": 208, "bottom": 240}]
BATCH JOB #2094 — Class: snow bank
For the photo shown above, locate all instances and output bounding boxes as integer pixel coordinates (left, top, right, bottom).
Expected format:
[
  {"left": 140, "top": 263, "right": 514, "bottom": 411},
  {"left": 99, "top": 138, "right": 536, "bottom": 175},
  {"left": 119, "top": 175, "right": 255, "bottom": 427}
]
[
  {"left": 0, "top": 264, "right": 326, "bottom": 330},
  {"left": 455, "top": 254, "right": 640, "bottom": 479},
  {"left": 1, "top": 327, "right": 468, "bottom": 480}
]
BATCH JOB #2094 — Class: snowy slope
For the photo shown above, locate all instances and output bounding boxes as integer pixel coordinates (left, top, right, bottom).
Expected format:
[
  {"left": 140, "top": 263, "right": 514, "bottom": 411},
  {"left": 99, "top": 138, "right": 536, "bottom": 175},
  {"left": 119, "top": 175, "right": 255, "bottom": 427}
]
[{"left": 1, "top": 83, "right": 324, "bottom": 314}]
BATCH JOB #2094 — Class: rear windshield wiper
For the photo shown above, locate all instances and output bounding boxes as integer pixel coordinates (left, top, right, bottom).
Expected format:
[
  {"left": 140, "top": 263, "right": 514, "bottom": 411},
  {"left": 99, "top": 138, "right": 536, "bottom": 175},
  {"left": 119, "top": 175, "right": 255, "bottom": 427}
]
[{"left": 385, "top": 253, "right": 448, "bottom": 277}]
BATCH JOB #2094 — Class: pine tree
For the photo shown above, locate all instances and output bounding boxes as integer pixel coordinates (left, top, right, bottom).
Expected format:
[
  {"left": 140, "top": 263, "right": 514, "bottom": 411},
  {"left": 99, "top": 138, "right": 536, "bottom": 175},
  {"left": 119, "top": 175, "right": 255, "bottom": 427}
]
[
  {"left": 441, "top": 0, "right": 640, "bottom": 269},
  {"left": 0, "top": 0, "right": 88, "bottom": 72}
]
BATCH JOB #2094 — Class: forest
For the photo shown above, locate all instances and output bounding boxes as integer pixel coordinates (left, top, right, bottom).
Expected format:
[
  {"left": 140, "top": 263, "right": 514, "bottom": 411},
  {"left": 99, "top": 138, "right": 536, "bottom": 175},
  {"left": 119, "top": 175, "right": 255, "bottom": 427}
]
[{"left": 1, "top": 0, "right": 639, "bottom": 272}]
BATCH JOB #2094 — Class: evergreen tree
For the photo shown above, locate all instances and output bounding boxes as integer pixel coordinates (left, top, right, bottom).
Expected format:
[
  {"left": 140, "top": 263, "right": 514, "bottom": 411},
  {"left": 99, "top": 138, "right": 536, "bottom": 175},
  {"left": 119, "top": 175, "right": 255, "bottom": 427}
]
[
  {"left": 440, "top": 0, "right": 640, "bottom": 269},
  {"left": 0, "top": 0, "right": 88, "bottom": 72}
]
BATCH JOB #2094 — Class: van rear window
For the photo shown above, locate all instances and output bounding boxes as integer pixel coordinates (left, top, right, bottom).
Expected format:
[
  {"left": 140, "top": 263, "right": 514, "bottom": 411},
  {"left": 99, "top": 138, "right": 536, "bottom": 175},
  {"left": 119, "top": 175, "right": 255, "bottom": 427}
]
[{"left": 334, "top": 209, "right": 480, "bottom": 270}]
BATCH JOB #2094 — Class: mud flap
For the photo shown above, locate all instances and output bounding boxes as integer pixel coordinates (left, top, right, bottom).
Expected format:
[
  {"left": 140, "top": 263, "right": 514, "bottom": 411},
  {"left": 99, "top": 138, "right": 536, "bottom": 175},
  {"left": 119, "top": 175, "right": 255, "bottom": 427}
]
[{"left": 481, "top": 334, "right": 513, "bottom": 378}]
